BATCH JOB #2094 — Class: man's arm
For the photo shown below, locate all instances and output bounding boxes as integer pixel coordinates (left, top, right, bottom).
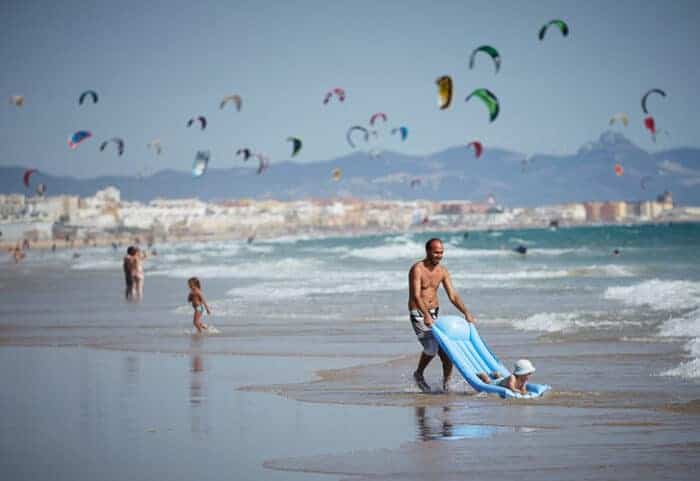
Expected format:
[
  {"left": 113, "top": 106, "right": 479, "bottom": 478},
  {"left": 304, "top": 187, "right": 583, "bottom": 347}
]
[
  {"left": 442, "top": 268, "right": 476, "bottom": 323},
  {"left": 409, "top": 265, "right": 434, "bottom": 326}
]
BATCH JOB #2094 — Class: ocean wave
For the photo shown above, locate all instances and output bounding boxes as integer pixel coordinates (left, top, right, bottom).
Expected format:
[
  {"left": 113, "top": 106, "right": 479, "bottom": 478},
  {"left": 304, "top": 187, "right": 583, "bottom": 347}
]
[
  {"left": 659, "top": 359, "right": 700, "bottom": 379},
  {"left": 658, "top": 309, "right": 700, "bottom": 338},
  {"left": 225, "top": 270, "right": 404, "bottom": 300},
  {"left": 151, "top": 257, "right": 322, "bottom": 279},
  {"left": 604, "top": 279, "right": 700, "bottom": 311},
  {"left": 512, "top": 312, "right": 642, "bottom": 333},
  {"left": 71, "top": 259, "right": 121, "bottom": 270}
]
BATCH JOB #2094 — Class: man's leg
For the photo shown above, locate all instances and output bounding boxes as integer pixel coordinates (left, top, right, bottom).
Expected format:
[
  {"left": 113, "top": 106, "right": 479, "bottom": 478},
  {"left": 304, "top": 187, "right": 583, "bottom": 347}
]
[
  {"left": 414, "top": 352, "right": 434, "bottom": 392},
  {"left": 438, "top": 348, "right": 453, "bottom": 392}
]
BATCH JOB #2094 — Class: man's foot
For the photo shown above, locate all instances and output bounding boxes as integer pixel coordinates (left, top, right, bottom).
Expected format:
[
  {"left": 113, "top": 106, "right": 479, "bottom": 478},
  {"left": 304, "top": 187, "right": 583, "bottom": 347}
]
[
  {"left": 442, "top": 381, "right": 450, "bottom": 393},
  {"left": 413, "top": 371, "right": 431, "bottom": 393}
]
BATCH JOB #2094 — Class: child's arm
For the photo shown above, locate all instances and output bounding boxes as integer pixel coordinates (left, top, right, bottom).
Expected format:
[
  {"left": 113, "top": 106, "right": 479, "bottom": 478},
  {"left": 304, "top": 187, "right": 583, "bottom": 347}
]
[{"left": 198, "top": 289, "right": 212, "bottom": 315}]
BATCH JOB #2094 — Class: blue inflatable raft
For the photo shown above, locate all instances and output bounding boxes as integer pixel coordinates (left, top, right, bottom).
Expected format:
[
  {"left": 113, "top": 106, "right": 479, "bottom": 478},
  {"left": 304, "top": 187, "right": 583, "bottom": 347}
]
[{"left": 431, "top": 316, "right": 550, "bottom": 399}]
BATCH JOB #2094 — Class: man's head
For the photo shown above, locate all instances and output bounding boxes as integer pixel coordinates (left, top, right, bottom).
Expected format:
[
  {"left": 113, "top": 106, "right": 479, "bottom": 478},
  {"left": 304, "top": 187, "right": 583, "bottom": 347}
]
[{"left": 424, "top": 238, "right": 444, "bottom": 266}]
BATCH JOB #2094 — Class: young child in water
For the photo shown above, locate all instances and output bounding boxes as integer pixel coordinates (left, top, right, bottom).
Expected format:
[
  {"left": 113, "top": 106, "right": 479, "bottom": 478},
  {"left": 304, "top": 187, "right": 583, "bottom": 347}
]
[
  {"left": 187, "top": 277, "right": 211, "bottom": 333},
  {"left": 498, "top": 359, "right": 536, "bottom": 395},
  {"left": 475, "top": 359, "right": 536, "bottom": 395}
]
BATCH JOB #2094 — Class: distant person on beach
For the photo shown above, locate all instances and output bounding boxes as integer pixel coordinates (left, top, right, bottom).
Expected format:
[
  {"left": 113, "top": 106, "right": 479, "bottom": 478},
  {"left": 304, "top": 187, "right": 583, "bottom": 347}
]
[
  {"left": 11, "top": 243, "right": 25, "bottom": 263},
  {"left": 409, "top": 238, "right": 476, "bottom": 393},
  {"left": 131, "top": 247, "right": 146, "bottom": 299},
  {"left": 123, "top": 246, "right": 135, "bottom": 299},
  {"left": 187, "top": 277, "right": 211, "bottom": 333}
]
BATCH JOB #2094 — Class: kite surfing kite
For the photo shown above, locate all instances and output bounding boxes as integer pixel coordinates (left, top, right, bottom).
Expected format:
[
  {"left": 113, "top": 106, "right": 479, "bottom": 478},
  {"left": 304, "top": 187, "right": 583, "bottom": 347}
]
[
  {"left": 346, "top": 125, "right": 370, "bottom": 149},
  {"left": 391, "top": 126, "right": 408, "bottom": 141},
  {"left": 410, "top": 178, "right": 422, "bottom": 188},
  {"left": 68, "top": 130, "right": 92, "bottom": 149},
  {"left": 99, "top": 137, "right": 125, "bottom": 156},
  {"left": 469, "top": 45, "right": 501, "bottom": 74},
  {"left": 614, "top": 163, "right": 624, "bottom": 177},
  {"left": 192, "top": 150, "right": 210, "bottom": 177},
  {"left": 538, "top": 19, "right": 569, "bottom": 40},
  {"left": 10, "top": 95, "right": 24, "bottom": 107},
  {"left": 644, "top": 116, "right": 657, "bottom": 136},
  {"left": 256, "top": 153, "right": 270, "bottom": 175},
  {"left": 609, "top": 113, "right": 629, "bottom": 127},
  {"left": 369, "top": 112, "right": 388, "bottom": 126},
  {"left": 287, "top": 137, "right": 302, "bottom": 157},
  {"left": 641, "top": 89, "right": 666, "bottom": 114},
  {"left": 236, "top": 148, "right": 252, "bottom": 161},
  {"left": 147, "top": 139, "right": 162, "bottom": 155},
  {"left": 435, "top": 75, "right": 453, "bottom": 110},
  {"left": 332, "top": 168, "right": 342, "bottom": 182},
  {"left": 220, "top": 94, "right": 242, "bottom": 111},
  {"left": 465, "top": 88, "right": 499, "bottom": 122},
  {"left": 78, "top": 90, "right": 99, "bottom": 105},
  {"left": 187, "top": 116, "right": 207, "bottom": 130},
  {"left": 23, "top": 169, "right": 37, "bottom": 188},
  {"left": 467, "top": 141, "right": 483, "bottom": 158},
  {"left": 323, "top": 88, "right": 346, "bottom": 104}
]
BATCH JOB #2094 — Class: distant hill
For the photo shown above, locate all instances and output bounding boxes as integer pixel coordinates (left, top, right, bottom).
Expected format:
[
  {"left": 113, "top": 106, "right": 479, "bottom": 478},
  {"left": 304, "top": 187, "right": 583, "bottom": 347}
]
[{"left": 2, "top": 132, "right": 700, "bottom": 206}]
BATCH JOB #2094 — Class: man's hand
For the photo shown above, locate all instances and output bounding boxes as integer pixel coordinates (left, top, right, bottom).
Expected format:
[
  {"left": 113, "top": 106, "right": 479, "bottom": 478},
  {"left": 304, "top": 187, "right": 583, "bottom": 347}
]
[
  {"left": 465, "top": 312, "right": 476, "bottom": 324},
  {"left": 424, "top": 315, "right": 434, "bottom": 327}
]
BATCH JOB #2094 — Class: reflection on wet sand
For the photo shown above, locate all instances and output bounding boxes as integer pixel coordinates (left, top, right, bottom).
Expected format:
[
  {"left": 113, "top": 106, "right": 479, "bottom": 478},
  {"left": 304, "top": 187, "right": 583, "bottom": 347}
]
[
  {"left": 190, "top": 336, "right": 208, "bottom": 435},
  {"left": 415, "top": 406, "right": 516, "bottom": 441}
]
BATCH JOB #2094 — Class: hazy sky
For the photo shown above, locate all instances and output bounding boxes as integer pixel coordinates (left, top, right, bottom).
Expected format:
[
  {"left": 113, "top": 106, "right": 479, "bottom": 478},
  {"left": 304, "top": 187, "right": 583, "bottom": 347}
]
[{"left": 1, "top": 0, "right": 698, "bottom": 178}]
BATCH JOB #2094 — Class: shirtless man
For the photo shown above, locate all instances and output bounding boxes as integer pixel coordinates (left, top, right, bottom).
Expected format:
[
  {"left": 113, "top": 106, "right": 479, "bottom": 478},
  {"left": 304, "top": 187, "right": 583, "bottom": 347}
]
[{"left": 409, "top": 238, "right": 476, "bottom": 392}]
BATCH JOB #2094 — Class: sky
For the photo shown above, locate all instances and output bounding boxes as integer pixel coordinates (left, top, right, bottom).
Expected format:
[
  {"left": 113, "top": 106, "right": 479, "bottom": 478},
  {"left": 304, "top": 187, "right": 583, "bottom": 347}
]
[{"left": 1, "top": 0, "right": 699, "bottom": 178}]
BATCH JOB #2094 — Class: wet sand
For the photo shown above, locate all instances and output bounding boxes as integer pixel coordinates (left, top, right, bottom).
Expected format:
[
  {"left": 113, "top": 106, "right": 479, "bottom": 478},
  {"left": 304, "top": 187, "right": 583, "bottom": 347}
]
[{"left": 1, "top": 261, "right": 699, "bottom": 480}]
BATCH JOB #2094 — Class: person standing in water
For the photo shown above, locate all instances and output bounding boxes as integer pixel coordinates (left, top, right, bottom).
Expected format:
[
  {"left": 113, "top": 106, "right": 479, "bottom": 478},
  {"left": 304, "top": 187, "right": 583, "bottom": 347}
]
[
  {"left": 123, "top": 246, "right": 135, "bottom": 300},
  {"left": 130, "top": 247, "right": 147, "bottom": 300},
  {"left": 409, "top": 238, "right": 476, "bottom": 393},
  {"left": 187, "top": 277, "right": 211, "bottom": 333}
]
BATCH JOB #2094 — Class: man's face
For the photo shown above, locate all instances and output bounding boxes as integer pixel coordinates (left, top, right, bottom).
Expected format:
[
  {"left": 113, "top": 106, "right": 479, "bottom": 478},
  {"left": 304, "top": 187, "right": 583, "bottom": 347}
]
[{"left": 426, "top": 241, "right": 444, "bottom": 266}]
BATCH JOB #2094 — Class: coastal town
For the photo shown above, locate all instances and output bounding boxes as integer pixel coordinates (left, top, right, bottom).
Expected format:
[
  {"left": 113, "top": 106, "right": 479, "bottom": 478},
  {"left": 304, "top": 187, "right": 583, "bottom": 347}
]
[{"left": 1, "top": 186, "right": 698, "bottom": 249}]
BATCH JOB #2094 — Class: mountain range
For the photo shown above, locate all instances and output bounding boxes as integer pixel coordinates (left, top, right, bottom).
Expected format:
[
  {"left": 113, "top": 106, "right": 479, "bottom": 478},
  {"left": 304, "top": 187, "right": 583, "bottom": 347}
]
[{"left": 2, "top": 132, "right": 699, "bottom": 206}]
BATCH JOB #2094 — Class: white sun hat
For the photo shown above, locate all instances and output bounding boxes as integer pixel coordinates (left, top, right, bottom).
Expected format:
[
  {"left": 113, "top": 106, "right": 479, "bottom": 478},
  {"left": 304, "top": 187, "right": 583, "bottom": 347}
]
[{"left": 513, "top": 359, "right": 536, "bottom": 376}]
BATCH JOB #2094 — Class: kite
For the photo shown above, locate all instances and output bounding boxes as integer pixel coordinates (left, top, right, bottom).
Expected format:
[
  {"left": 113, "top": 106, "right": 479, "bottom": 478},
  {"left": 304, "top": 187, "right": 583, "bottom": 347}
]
[
  {"left": 467, "top": 141, "right": 483, "bottom": 158},
  {"left": 609, "top": 113, "right": 629, "bottom": 127},
  {"left": 187, "top": 116, "right": 207, "bottom": 130},
  {"left": 410, "top": 178, "right": 422, "bottom": 188},
  {"left": 147, "top": 139, "right": 162, "bottom": 155},
  {"left": 644, "top": 116, "right": 657, "bottom": 136},
  {"left": 287, "top": 137, "right": 302, "bottom": 157},
  {"left": 256, "top": 153, "right": 270, "bottom": 175},
  {"left": 10, "top": 95, "right": 24, "bottom": 107},
  {"left": 99, "top": 137, "right": 125, "bottom": 156},
  {"left": 435, "top": 75, "right": 453, "bottom": 110},
  {"left": 369, "top": 112, "right": 388, "bottom": 125},
  {"left": 220, "top": 94, "right": 242, "bottom": 111},
  {"left": 469, "top": 45, "right": 501, "bottom": 73},
  {"left": 78, "top": 90, "right": 99, "bottom": 105},
  {"left": 23, "top": 169, "right": 37, "bottom": 188},
  {"left": 192, "top": 150, "right": 210, "bottom": 177},
  {"left": 68, "top": 130, "right": 92, "bottom": 149},
  {"left": 346, "top": 125, "right": 370, "bottom": 148},
  {"left": 332, "top": 168, "right": 342, "bottom": 182},
  {"left": 465, "top": 88, "right": 499, "bottom": 122},
  {"left": 236, "top": 148, "right": 252, "bottom": 161},
  {"left": 614, "top": 163, "right": 624, "bottom": 177},
  {"left": 539, "top": 19, "right": 569, "bottom": 40},
  {"left": 391, "top": 126, "right": 408, "bottom": 141},
  {"left": 641, "top": 89, "right": 666, "bottom": 114},
  {"left": 323, "top": 87, "right": 346, "bottom": 104}
]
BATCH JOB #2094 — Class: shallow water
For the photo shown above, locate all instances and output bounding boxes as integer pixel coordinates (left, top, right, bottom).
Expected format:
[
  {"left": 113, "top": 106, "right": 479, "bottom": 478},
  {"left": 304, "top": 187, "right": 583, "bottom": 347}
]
[{"left": 1, "top": 224, "right": 699, "bottom": 480}]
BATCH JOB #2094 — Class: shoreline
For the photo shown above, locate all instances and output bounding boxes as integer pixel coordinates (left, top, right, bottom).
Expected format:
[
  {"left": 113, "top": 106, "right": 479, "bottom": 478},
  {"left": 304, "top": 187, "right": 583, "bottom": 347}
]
[{"left": 3, "top": 217, "right": 698, "bottom": 253}]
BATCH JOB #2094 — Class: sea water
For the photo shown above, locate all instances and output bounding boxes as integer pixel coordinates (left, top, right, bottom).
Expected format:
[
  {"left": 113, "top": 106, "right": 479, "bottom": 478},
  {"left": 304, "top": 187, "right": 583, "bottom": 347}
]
[{"left": 13, "top": 222, "right": 693, "bottom": 379}]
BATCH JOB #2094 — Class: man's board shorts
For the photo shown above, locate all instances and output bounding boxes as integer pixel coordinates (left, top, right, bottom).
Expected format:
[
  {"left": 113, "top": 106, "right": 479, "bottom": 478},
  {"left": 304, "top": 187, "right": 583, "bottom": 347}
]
[{"left": 410, "top": 307, "right": 439, "bottom": 356}]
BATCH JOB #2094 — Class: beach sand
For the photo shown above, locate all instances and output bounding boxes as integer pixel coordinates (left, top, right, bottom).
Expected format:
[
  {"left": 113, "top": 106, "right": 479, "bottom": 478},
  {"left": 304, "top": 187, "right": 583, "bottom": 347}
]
[{"left": 1, "top": 244, "right": 699, "bottom": 481}]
